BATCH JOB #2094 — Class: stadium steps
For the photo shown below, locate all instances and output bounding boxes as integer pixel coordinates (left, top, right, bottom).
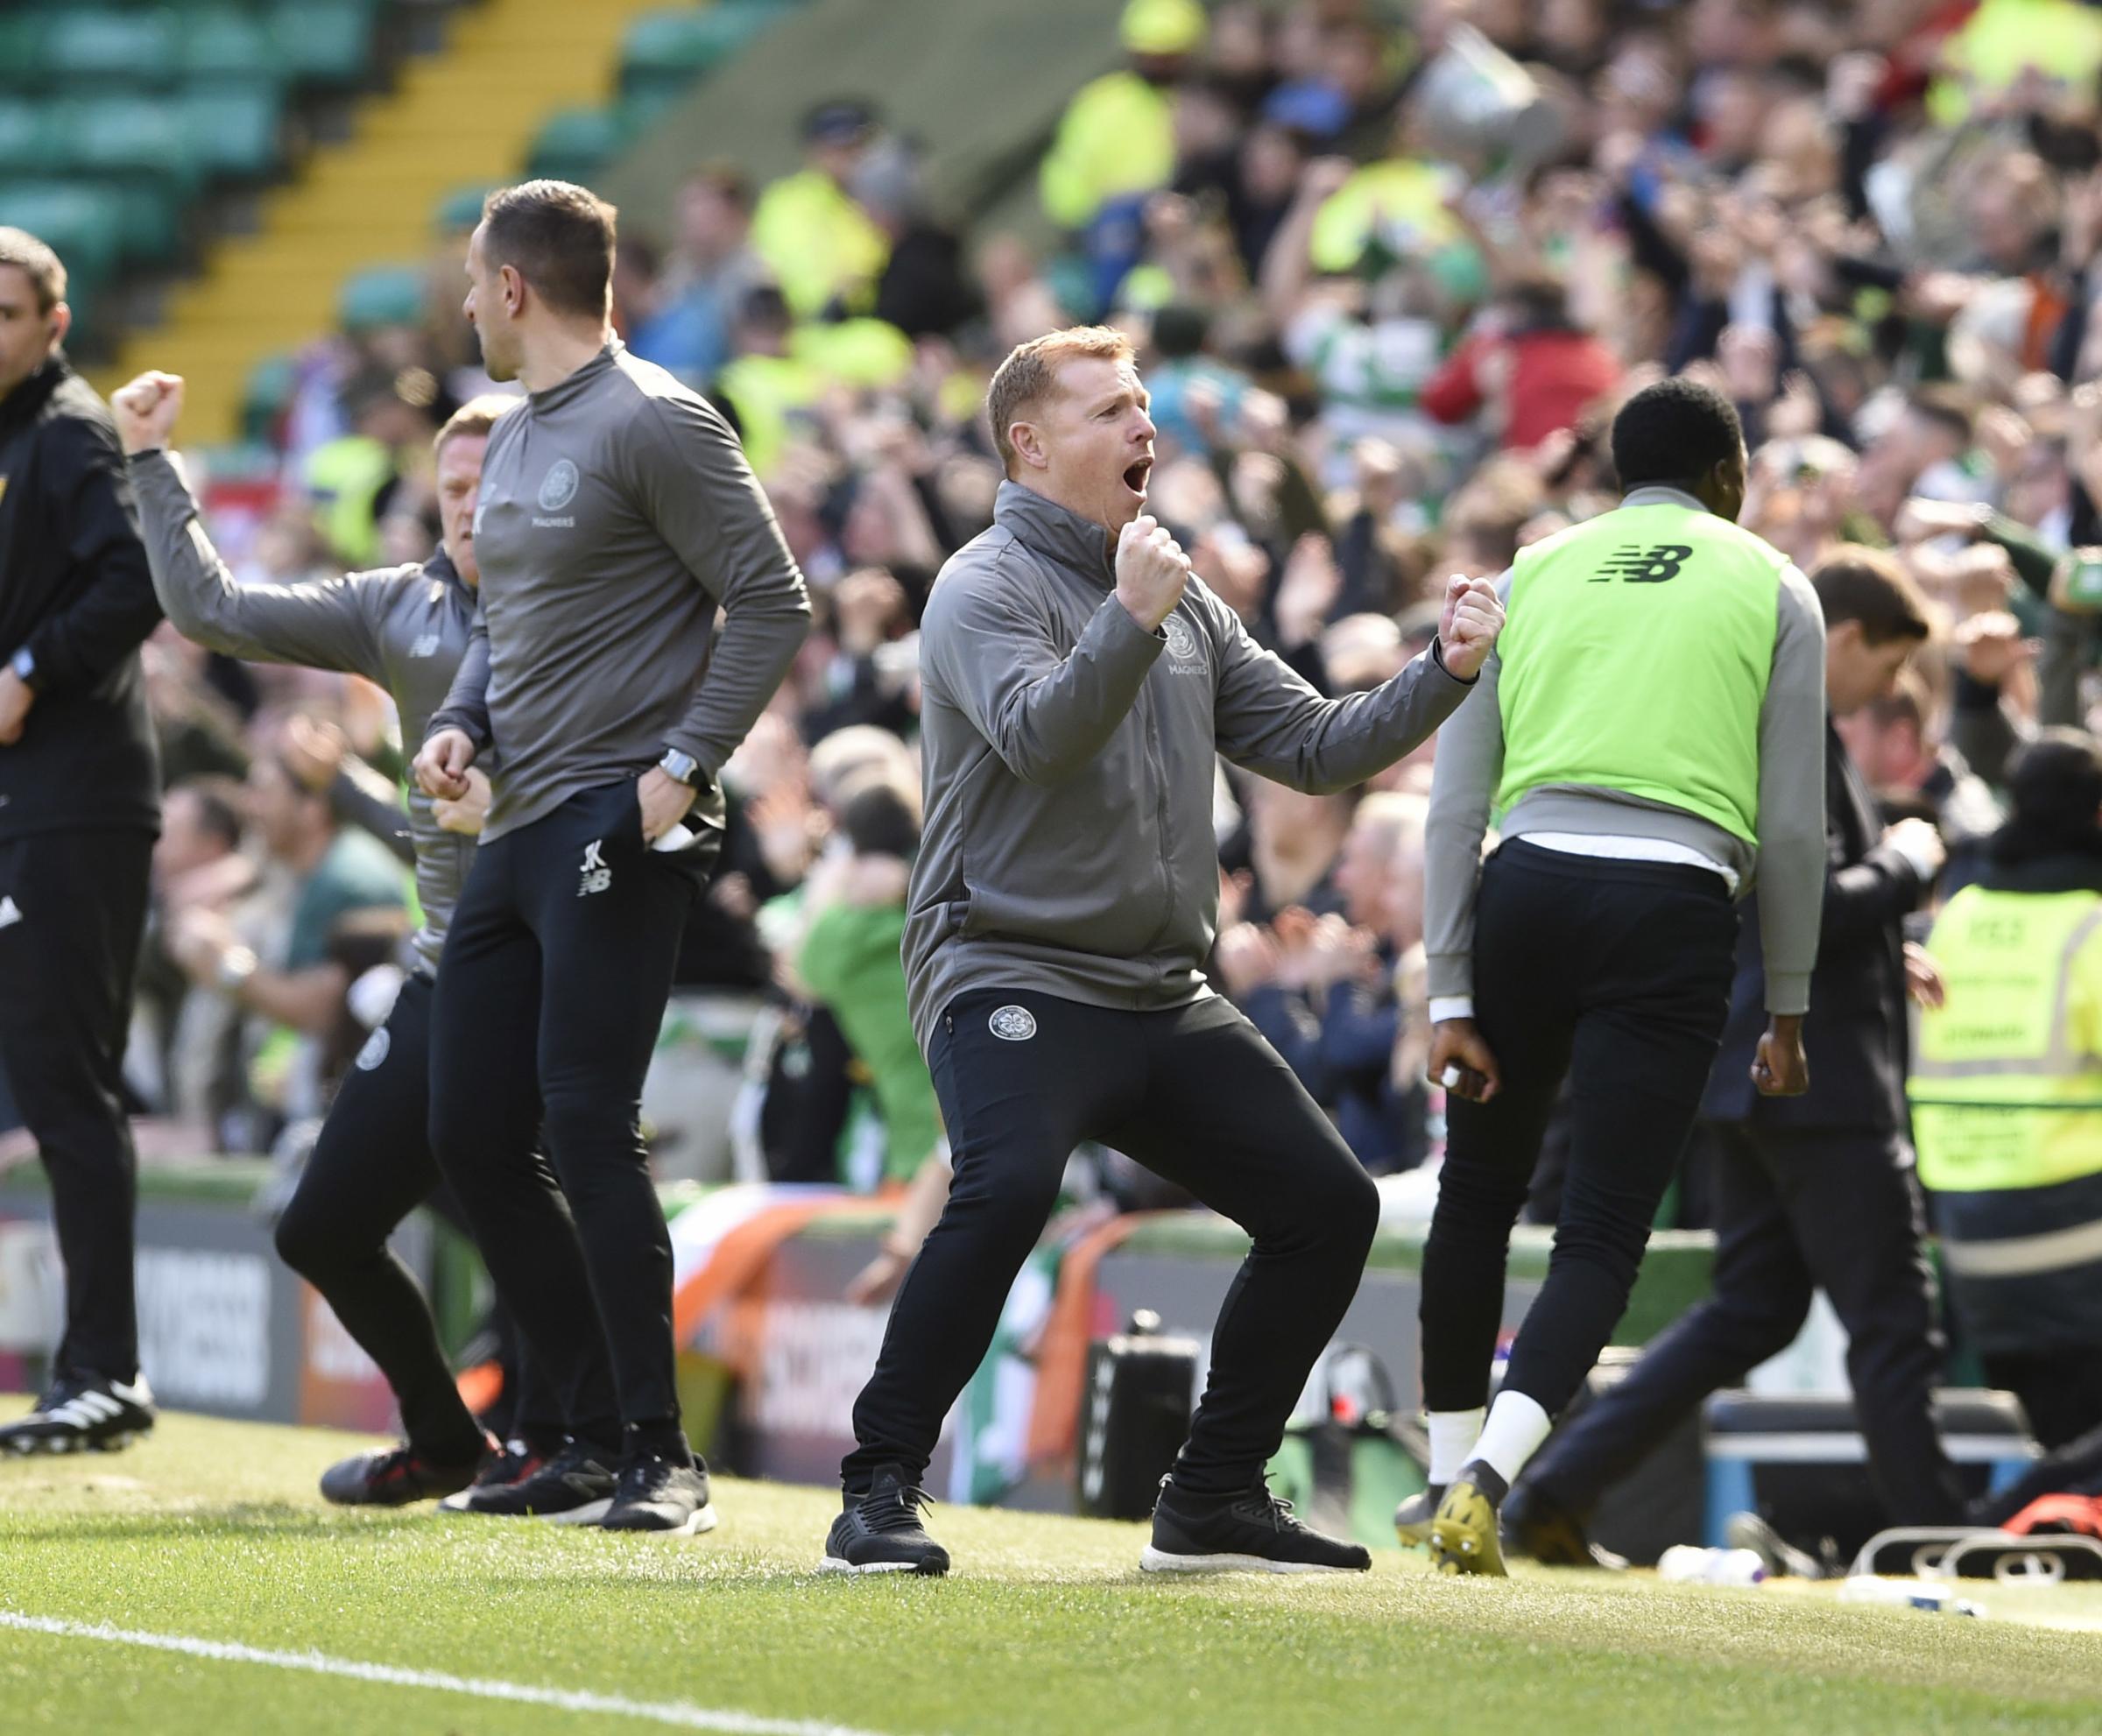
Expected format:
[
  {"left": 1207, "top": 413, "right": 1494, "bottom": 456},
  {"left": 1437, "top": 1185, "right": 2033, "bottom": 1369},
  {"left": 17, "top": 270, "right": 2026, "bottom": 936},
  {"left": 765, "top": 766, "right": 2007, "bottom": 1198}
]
[{"left": 93, "top": 0, "right": 675, "bottom": 443}]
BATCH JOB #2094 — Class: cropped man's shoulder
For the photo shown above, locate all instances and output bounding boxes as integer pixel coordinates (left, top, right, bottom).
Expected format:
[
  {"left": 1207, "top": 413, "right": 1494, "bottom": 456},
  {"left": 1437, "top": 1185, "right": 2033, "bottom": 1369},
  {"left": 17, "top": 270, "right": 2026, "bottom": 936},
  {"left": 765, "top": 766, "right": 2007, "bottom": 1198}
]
[{"left": 609, "top": 346, "right": 709, "bottom": 411}]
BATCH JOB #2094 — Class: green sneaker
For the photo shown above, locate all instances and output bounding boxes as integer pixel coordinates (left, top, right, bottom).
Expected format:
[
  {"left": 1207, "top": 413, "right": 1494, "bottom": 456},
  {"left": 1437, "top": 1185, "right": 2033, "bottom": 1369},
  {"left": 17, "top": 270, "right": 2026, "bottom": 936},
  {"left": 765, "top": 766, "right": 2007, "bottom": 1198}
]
[{"left": 1429, "top": 1473, "right": 1507, "bottom": 1577}]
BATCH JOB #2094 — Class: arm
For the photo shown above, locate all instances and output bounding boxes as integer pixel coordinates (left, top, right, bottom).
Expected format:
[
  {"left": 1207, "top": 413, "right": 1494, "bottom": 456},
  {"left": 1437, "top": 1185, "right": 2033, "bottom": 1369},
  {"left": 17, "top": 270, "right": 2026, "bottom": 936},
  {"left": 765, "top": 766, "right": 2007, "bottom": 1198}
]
[
  {"left": 1421, "top": 576, "right": 1513, "bottom": 1008},
  {"left": 20, "top": 414, "right": 162, "bottom": 694},
  {"left": 633, "top": 392, "right": 813, "bottom": 777},
  {"left": 1206, "top": 585, "right": 1474, "bottom": 794},
  {"left": 128, "top": 453, "right": 386, "bottom": 675},
  {"left": 1752, "top": 567, "right": 1830, "bottom": 1014},
  {"left": 425, "top": 598, "right": 492, "bottom": 754},
  {"left": 920, "top": 565, "right": 1163, "bottom": 787},
  {"left": 328, "top": 759, "right": 416, "bottom": 866}
]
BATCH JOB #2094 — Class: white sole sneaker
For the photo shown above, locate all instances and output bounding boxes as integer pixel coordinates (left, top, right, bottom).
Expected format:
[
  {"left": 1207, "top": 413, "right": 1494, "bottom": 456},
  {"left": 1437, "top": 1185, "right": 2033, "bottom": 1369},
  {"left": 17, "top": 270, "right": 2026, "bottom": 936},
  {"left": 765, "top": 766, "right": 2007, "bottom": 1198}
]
[
  {"left": 601, "top": 1500, "right": 720, "bottom": 1537},
  {"left": 540, "top": 1499, "right": 616, "bottom": 1526},
  {"left": 817, "top": 1556, "right": 922, "bottom": 1574},
  {"left": 1138, "top": 1547, "right": 1354, "bottom": 1575}
]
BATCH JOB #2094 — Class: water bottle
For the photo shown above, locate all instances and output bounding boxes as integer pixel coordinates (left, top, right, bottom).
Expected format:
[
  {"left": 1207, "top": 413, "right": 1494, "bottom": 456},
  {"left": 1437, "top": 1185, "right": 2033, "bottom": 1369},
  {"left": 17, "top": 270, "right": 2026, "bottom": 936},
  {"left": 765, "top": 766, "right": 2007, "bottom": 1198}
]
[
  {"left": 1657, "top": 1545, "right": 1769, "bottom": 1587},
  {"left": 1837, "top": 1577, "right": 1985, "bottom": 1618}
]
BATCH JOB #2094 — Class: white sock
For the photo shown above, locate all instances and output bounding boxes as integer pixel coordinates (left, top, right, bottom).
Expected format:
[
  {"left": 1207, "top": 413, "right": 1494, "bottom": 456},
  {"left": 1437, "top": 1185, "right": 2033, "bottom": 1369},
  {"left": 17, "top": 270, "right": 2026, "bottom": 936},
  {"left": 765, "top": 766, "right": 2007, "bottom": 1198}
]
[
  {"left": 1470, "top": 1391, "right": 1552, "bottom": 1487},
  {"left": 1426, "top": 1408, "right": 1485, "bottom": 1486}
]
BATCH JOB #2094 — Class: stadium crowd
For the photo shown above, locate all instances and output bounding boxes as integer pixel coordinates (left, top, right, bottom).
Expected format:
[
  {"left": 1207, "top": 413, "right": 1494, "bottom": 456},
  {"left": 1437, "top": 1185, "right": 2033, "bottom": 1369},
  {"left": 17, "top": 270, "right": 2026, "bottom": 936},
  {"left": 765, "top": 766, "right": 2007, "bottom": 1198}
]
[{"left": 16, "top": 0, "right": 2100, "bottom": 1408}]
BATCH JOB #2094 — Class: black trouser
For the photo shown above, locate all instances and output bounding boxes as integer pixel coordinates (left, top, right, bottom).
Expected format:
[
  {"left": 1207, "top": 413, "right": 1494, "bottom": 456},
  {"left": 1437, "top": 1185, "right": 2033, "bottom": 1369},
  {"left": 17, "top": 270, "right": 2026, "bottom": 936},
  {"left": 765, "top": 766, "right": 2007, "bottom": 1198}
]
[
  {"left": 0, "top": 829, "right": 152, "bottom": 1384},
  {"left": 272, "top": 970, "right": 571, "bottom": 1462},
  {"left": 1421, "top": 843, "right": 1736, "bottom": 1419},
  {"left": 1980, "top": 1347, "right": 2102, "bottom": 1454},
  {"left": 844, "top": 988, "right": 1380, "bottom": 1497},
  {"left": 1522, "top": 1121, "right": 1966, "bottom": 1526},
  {"left": 428, "top": 779, "right": 706, "bottom": 1455}
]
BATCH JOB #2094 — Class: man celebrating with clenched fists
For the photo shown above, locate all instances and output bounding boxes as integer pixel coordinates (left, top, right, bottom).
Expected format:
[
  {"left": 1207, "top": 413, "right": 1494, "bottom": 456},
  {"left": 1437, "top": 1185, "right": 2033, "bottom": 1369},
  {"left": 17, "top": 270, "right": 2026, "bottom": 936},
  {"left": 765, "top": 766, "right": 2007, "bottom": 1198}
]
[{"left": 820, "top": 324, "right": 1501, "bottom": 1579}]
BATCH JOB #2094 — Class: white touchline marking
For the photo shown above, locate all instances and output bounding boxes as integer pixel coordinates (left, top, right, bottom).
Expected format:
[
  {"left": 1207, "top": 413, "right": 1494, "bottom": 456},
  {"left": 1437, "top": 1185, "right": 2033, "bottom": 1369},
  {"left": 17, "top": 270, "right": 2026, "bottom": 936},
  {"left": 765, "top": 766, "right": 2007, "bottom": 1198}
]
[{"left": 0, "top": 1610, "right": 899, "bottom": 1736}]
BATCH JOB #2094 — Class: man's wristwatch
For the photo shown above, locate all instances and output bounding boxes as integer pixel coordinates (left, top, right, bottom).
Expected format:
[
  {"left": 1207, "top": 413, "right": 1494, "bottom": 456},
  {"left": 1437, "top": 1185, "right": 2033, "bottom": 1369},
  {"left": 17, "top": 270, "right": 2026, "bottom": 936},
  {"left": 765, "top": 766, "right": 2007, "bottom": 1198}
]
[
  {"left": 657, "top": 748, "right": 700, "bottom": 787},
  {"left": 10, "top": 646, "right": 42, "bottom": 692}
]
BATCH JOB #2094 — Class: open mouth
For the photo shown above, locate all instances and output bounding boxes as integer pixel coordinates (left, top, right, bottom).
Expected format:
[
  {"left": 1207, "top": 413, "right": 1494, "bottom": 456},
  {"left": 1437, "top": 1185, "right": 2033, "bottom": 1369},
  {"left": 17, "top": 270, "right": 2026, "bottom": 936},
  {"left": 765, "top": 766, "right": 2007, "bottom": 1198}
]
[{"left": 1123, "top": 456, "right": 1153, "bottom": 497}]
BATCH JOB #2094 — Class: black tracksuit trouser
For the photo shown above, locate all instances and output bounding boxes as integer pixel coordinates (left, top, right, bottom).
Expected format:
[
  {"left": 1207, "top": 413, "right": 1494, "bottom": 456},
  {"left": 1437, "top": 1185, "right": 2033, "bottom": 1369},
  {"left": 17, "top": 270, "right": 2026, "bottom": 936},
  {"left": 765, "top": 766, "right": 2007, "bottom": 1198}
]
[
  {"left": 0, "top": 829, "right": 152, "bottom": 1384},
  {"left": 1421, "top": 842, "right": 1737, "bottom": 1420},
  {"left": 428, "top": 778, "right": 705, "bottom": 1457},
  {"left": 273, "top": 970, "right": 570, "bottom": 1462},
  {"left": 844, "top": 987, "right": 1381, "bottom": 1497},
  {"left": 1522, "top": 1121, "right": 1967, "bottom": 1527}
]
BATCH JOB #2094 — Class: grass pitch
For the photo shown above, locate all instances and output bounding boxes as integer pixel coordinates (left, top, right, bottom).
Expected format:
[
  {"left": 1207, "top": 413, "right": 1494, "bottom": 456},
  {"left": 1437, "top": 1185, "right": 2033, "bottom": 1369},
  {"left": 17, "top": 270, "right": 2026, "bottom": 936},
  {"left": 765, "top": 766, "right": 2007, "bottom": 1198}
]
[{"left": 4, "top": 1402, "right": 2102, "bottom": 1733}]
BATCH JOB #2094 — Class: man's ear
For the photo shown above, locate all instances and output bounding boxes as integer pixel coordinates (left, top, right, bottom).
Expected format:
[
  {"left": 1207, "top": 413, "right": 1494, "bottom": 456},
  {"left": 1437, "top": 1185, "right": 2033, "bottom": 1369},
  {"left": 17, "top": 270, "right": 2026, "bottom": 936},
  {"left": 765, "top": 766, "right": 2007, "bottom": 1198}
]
[
  {"left": 46, "top": 300, "right": 71, "bottom": 354},
  {"left": 1009, "top": 417, "right": 1048, "bottom": 472},
  {"left": 499, "top": 263, "right": 526, "bottom": 317}
]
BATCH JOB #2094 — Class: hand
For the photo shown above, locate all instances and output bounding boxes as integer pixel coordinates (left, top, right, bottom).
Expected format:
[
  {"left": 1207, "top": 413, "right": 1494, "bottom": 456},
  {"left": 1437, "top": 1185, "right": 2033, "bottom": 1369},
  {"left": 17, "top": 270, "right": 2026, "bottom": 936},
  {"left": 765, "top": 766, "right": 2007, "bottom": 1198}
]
[
  {"left": 1904, "top": 942, "right": 1947, "bottom": 1010},
  {"left": 1883, "top": 815, "right": 1948, "bottom": 879},
  {"left": 282, "top": 713, "right": 347, "bottom": 794},
  {"left": 110, "top": 370, "right": 186, "bottom": 455},
  {"left": 846, "top": 1246, "right": 914, "bottom": 1307},
  {"left": 637, "top": 766, "right": 696, "bottom": 844},
  {"left": 1752, "top": 1013, "right": 1809, "bottom": 1096},
  {"left": 1217, "top": 866, "right": 1252, "bottom": 933},
  {"left": 167, "top": 905, "right": 238, "bottom": 985},
  {"left": 1114, "top": 514, "right": 1191, "bottom": 633},
  {"left": 1274, "top": 533, "right": 1343, "bottom": 648},
  {"left": 1767, "top": 370, "right": 1822, "bottom": 440},
  {"left": 1428, "top": 1019, "right": 1501, "bottom": 1103},
  {"left": 1437, "top": 575, "right": 1504, "bottom": 681},
  {"left": 1214, "top": 921, "right": 1281, "bottom": 999},
  {"left": 413, "top": 728, "right": 477, "bottom": 801},
  {"left": 747, "top": 781, "right": 818, "bottom": 882},
  {"left": 0, "top": 667, "right": 33, "bottom": 746},
  {"left": 831, "top": 567, "right": 907, "bottom": 657},
  {"left": 1952, "top": 610, "right": 2037, "bottom": 687},
  {"left": 432, "top": 766, "right": 491, "bottom": 836},
  {"left": 1893, "top": 497, "right": 1985, "bottom": 545}
]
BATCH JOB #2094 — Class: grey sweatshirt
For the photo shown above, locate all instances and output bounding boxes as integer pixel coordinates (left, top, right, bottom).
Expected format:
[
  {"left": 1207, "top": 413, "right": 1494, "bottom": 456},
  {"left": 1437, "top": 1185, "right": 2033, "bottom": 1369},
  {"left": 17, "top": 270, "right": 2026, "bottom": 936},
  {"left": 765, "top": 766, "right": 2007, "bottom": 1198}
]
[
  {"left": 903, "top": 478, "right": 1474, "bottom": 1053},
  {"left": 427, "top": 342, "right": 810, "bottom": 841},
  {"left": 1424, "top": 487, "right": 1829, "bottom": 1015},
  {"left": 130, "top": 448, "right": 469, "bottom": 977}
]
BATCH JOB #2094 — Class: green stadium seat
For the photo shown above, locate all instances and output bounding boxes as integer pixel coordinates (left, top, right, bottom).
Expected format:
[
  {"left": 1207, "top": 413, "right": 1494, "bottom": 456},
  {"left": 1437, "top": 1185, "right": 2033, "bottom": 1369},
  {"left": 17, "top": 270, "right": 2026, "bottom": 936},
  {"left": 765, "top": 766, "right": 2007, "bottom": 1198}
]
[
  {"left": 0, "top": 101, "right": 57, "bottom": 177},
  {"left": 617, "top": 2, "right": 801, "bottom": 109},
  {"left": 180, "top": 9, "right": 289, "bottom": 88},
  {"left": 176, "top": 83, "right": 285, "bottom": 180},
  {"left": 526, "top": 106, "right": 631, "bottom": 185},
  {"left": 268, "top": 0, "right": 376, "bottom": 87},
  {"left": 54, "top": 97, "right": 207, "bottom": 198},
  {"left": 0, "top": 182, "right": 125, "bottom": 291},
  {"left": 337, "top": 263, "right": 425, "bottom": 333},
  {"left": 102, "top": 181, "right": 183, "bottom": 267},
  {"left": 0, "top": 18, "right": 47, "bottom": 92},
  {"left": 40, "top": 11, "right": 183, "bottom": 90},
  {"left": 433, "top": 182, "right": 495, "bottom": 235}
]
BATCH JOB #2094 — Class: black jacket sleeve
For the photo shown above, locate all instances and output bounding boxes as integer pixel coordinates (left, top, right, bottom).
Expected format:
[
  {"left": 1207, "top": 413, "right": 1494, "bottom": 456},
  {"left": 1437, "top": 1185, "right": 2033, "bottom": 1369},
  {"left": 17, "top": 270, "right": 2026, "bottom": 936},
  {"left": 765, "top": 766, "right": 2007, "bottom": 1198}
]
[{"left": 22, "top": 413, "right": 162, "bottom": 694}]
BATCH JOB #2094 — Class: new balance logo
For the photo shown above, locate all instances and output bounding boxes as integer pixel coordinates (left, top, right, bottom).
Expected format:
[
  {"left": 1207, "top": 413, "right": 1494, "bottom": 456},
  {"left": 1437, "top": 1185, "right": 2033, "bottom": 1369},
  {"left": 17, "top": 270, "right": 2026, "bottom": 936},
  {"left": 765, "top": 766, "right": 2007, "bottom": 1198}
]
[
  {"left": 578, "top": 839, "right": 611, "bottom": 897},
  {"left": 0, "top": 895, "right": 19, "bottom": 930},
  {"left": 407, "top": 632, "right": 442, "bottom": 659},
  {"left": 1591, "top": 544, "right": 1693, "bottom": 584}
]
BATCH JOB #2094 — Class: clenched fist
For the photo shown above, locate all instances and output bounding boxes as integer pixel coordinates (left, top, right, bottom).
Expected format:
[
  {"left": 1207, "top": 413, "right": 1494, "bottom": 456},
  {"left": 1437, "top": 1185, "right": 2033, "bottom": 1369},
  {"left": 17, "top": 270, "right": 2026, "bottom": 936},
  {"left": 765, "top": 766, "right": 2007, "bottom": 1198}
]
[
  {"left": 111, "top": 370, "right": 186, "bottom": 456},
  {"left": 414, "top": 727, "right": 478, "bottom": 801},
  {"left": 1115, "top": 514, "right": 1191, "bottom": 633},
  {"left": 1437, "top": 575, "right": 1504, "bottom": 681}
]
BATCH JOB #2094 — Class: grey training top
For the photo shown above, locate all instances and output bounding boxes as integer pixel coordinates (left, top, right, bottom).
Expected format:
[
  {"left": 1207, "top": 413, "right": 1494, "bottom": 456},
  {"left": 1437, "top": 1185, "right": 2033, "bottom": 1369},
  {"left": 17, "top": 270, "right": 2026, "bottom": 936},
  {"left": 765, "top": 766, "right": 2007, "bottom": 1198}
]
[
  {"left": 428, "top": 342, "right": 810, "bottom": 841},
  {"left": 903, "top": 478, "right": 1475, "bottom": 1055},
  {"left": 130, "top": 449, "right": 469, "bottom": 977},
  {"left": 1423, "top": 486, "right": 1829, "bottom": 1016}
]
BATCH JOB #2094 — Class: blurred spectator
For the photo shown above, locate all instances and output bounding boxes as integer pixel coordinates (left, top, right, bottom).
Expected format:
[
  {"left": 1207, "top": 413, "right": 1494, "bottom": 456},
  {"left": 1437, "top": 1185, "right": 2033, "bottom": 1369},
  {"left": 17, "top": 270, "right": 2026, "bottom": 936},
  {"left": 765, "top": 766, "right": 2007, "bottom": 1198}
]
[
  {"left": 751, "top": 100, "right": 891, "bottom": 321},
  {"left": 630, "top": 164, "right": 768, "bottom": 385},
  {"left": 1040, "top": 0, "right": 1206, "bottom": 241}
]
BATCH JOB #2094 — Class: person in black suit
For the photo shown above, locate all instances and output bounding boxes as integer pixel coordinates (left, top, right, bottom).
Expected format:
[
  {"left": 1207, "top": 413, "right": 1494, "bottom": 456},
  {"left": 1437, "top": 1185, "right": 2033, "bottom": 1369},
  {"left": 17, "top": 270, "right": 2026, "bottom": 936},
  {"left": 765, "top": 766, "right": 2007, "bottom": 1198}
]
[{"left": 1502, "top": 546, "right": 1971, "bottom": 1561}]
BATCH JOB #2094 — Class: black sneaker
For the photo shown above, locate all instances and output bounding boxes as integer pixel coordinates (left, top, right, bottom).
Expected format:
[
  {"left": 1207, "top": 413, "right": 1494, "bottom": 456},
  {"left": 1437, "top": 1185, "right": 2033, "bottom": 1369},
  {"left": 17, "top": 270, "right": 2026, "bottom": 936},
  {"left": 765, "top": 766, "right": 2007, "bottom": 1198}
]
[
  {"left": 439, "top": 1437, "right": 617, "bottom": 1523},
  {"left": 1142, "top": 1478, "right": 1372, "bottom": 1574},
  {"left": 1504, "top": 1481, "right": 1627, "bottom": 1570},
  {"left": 437, "top": 1436, "right": 552, "bottom": 1513},
  {"left": 599, "top": 1449, "right": 718, "bottom": 1535},
  {"left": 1725, "top": 1510, "right": 1829, "bottom": 1581},
  {"left": 0, "top": 1374, "right": 156, "bottom": 1456},
  {"left": 320, "top": 1432, "right": 498, "bottom": 1507},
  {"left": 819, "top": 1464, "right": 949, "bottom": 1575}
]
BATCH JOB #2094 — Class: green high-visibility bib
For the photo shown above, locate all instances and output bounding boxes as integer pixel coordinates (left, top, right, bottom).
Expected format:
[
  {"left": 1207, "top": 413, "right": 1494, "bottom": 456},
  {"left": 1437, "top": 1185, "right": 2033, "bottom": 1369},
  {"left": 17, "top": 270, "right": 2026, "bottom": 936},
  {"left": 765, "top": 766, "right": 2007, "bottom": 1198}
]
[{"left": 1495, "top": 500, "right": 1787, "bottom": 843}]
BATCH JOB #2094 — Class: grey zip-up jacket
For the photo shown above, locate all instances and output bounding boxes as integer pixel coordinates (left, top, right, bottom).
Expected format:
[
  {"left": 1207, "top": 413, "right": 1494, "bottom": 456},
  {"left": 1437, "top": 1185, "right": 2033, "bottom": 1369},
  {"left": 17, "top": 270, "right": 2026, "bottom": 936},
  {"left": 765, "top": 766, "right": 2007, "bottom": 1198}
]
[
  {"left": 427, "top": 342, "right": 810, "bottom": 841},
  {"left": 1424, "top": 486, "right": 1828, "bottom": 1015},
  {"left": 130, "top": 449, "right": 466, "bottom": 977},
  {"left": 904, "top": 479, "right": 1475, "bottom": 1054}
]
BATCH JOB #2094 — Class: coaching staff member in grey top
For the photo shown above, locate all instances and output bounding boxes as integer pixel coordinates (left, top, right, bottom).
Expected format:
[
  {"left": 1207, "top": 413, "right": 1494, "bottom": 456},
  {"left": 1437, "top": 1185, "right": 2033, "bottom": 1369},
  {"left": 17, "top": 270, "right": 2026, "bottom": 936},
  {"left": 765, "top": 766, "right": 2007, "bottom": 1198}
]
[
  {"left": 821, "top": 325, "right": 1502, "bottom": 1577},
  {"left": 0, "top": 229, "right": 164, "bottom": 1457},
  {"left": 414, "top": 181, "right": 809, "bottom": 1535}
]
